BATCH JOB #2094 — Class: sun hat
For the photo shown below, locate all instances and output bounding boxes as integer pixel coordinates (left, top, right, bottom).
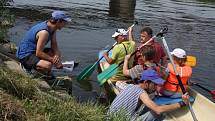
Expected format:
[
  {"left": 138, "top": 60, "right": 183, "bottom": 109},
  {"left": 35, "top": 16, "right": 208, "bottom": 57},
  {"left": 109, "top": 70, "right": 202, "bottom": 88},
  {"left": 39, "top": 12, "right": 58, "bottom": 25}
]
[
  {"left": 51, "top": 10, "right": 71, "bottom": 22},
  {"left": 171, "top": 48, "right": 186, "bottom": 58},
  {"left": 140, "top": 69, "right": 165, "bottom": 85},
  {"left": 112, "top": 29, "right": 128, "bottom": 38}
]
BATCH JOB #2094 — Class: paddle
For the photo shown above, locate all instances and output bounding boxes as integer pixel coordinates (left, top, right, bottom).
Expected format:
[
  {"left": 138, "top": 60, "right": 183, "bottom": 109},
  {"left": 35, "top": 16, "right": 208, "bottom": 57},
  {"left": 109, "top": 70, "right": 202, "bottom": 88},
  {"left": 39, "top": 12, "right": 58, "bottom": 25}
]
[
  {"left": 97, "top": 27, "right": 168, "bottom": 85},
  {"left": 77, "top": 42, "right": 117, "bottom": 81},
  {"left": 167, "top": 56, "right": 197, "bottom": 67},
  {"left": 77, "top": 21, "right": 138, "bottom": 81},
  {"left": 186, "top": 56, "right": 196, "bottom": 67},
  {"left": 160, "top": 29, "right": 198, "bottom": 121},
  {"left": 192, "top": 82, "right": 215, "bottom": 100}
]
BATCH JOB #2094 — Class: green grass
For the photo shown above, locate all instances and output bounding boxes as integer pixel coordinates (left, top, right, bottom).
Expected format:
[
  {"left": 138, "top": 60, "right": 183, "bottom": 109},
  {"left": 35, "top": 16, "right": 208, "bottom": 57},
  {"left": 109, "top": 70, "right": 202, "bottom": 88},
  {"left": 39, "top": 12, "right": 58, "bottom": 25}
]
[{"left": 0, "top": 67, "right": 128, "bottom": 121}]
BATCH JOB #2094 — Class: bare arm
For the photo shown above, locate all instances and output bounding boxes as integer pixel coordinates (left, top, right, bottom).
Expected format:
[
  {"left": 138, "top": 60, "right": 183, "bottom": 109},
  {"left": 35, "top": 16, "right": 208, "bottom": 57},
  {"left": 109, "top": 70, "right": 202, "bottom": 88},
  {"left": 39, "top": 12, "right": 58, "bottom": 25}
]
[
  {"left": 123, "top": 54, "right": 131, "bottom": 76},
  {"left": 36, "top": 30, "right": 53, "bottom": 62},
  {"left": 128, "top": 26, "right": 134, "bottom": 42},
  {"left": 103, "top": 52, "right": 115, "bottom": 64},
  {"left": 140, "top": 92, "right": 181, "bottom": 115},
  {"left": 51, "top": 31, "right": 61, "bottom": 57}
]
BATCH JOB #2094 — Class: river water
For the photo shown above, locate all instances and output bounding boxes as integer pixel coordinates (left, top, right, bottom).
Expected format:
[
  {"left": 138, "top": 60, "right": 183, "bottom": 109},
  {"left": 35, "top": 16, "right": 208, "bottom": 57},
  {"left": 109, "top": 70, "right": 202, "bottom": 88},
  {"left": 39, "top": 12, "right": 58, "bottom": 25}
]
[{"left": 7, "top": 0, "right": 215, "bottom": 101}]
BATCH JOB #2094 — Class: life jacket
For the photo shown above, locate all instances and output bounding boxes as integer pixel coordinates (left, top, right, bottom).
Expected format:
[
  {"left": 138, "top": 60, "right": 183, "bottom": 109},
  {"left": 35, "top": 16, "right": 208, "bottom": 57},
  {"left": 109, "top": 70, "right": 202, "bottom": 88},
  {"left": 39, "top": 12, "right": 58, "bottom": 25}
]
[{"left": 164, "top": 63, "right": 192, "bottom": 92}]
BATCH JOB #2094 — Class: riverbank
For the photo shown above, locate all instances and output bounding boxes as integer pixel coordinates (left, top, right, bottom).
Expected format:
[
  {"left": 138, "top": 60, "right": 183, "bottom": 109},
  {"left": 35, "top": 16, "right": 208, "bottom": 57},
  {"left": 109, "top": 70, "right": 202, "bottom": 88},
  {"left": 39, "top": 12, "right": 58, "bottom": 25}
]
[{"left": 0, "top": 42, "right": 124, "bottom": 121}]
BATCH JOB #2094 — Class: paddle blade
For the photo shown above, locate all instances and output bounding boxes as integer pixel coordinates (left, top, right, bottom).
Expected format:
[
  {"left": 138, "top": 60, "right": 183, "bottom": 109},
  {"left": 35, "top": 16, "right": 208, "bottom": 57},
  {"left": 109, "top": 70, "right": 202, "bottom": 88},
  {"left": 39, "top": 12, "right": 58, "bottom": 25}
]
[
  {"left": 186, "top": 56, "right": 196, "bottom": 67},
  {"left": 97, "top": 64, "right": 118, "bottom": 85},
  {"left": 77, "top": 64, "right": 96, "bottom": 81}
]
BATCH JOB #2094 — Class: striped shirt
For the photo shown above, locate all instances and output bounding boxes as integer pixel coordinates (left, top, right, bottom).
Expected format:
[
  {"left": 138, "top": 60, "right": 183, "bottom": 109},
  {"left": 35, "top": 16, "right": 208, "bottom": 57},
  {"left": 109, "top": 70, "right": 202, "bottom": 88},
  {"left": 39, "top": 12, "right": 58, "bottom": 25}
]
[
  {"left": 129, "top": 63, "right": 157, "bottom": 80},
  {"left": 108, "top": 84, "right": 145, "bottom": 118}
]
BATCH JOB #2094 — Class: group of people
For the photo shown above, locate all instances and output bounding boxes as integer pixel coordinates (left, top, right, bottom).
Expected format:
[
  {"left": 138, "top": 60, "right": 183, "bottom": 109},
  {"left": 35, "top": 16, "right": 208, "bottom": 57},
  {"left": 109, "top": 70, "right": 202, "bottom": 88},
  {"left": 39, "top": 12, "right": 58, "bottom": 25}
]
[
  {"left": 103, "top": 24, "right": 192, "bottom": 120},
  {"left": 15, "top": 10, "right": 193, "bottom": 121}
]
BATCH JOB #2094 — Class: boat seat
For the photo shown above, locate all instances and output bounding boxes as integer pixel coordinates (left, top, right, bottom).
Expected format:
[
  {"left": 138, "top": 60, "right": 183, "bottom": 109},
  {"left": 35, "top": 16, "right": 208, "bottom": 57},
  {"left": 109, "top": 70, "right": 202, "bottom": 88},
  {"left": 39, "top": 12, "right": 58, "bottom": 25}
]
[{"left": 153, "top": 96, "right": 195, "bottom": 105}]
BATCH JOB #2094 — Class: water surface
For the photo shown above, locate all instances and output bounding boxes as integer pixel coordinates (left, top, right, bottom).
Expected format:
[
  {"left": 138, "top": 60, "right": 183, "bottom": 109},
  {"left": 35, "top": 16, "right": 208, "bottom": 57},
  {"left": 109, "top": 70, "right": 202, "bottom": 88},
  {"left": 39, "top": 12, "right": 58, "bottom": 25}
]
[{"left": 8, "top": 0, "right": 215, "bottom": 101}]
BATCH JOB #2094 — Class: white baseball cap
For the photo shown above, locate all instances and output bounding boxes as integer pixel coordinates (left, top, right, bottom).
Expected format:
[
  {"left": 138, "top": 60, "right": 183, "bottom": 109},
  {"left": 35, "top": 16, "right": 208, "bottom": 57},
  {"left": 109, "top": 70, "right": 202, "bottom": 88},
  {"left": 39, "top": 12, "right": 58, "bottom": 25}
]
[
  {"left": 171, "top": 48, "right": 186, "bottom": 58},
  {"left": 112, "top": 29, "right": 127, "bottom": 38}
]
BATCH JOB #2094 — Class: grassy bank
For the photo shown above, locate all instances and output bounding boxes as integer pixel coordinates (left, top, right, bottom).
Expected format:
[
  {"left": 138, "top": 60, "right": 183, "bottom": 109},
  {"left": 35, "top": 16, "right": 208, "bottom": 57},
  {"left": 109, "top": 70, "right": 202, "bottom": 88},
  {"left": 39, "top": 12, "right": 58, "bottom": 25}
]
[{"left": 0, "top": 67, "right": 120, "bottom": 121}]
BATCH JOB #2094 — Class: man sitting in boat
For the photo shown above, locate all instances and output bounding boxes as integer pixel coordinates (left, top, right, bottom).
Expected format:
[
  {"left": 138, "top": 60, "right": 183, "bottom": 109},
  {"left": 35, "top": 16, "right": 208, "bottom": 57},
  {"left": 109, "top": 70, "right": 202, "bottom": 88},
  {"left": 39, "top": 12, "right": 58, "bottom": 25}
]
[
  {"left": 103, "top": 27, "right": 135, "bottom": 82},
  {"left": 123, "top": 45, "right": 161, "bottom": 82},
  {"left": 108, "top": 69, "right": 189, "bottom": 121},
  {"left": 121, "top": 45, "right": 164, "bottom": 92},
  {"left": 162, "top": 48, "right": 192, "bottom": 98},
  {"left": 134, "top": 27, "right": 167, "bottom": 66}
]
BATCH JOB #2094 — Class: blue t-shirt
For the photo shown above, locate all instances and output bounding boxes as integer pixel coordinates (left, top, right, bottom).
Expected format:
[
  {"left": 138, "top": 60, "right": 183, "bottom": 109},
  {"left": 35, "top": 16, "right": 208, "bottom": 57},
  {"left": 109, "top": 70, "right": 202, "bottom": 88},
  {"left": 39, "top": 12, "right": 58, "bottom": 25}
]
[{"left": 16, "top": 21, "right": 53, "bottom": 59}]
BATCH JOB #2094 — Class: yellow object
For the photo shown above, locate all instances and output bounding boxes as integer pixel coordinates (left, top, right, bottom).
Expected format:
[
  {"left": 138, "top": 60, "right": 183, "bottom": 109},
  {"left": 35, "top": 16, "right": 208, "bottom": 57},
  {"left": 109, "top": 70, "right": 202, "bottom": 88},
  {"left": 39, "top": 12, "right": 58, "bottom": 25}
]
[{"left": 186, "top": 56, "right": 197, "bottom": 67}]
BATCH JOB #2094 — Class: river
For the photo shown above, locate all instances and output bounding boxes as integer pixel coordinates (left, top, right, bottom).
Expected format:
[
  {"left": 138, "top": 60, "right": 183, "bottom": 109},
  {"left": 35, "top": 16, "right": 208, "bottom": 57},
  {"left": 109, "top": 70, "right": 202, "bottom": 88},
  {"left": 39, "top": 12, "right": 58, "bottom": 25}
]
[{"left": 7, "top": 0, "right": 215, "bottom": 101}]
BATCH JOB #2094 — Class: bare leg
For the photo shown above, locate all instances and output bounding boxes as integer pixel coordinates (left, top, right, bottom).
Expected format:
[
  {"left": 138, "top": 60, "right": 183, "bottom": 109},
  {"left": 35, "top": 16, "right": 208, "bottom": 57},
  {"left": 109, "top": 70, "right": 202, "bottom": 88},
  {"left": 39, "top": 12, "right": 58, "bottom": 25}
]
[{"left": 36, "top": 60, "right": 53, "bottom": 79}]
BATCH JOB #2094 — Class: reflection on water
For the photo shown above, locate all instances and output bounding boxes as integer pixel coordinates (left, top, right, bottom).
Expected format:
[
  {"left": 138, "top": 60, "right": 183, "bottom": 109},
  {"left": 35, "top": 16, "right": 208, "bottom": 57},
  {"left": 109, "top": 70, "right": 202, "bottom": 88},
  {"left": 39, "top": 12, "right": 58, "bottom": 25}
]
[
  {"left": 8, "top": 0, "right": 215, "bottom": 101},
  {"left": 109, "top": 0, "right": 136, "bottom": 19}
]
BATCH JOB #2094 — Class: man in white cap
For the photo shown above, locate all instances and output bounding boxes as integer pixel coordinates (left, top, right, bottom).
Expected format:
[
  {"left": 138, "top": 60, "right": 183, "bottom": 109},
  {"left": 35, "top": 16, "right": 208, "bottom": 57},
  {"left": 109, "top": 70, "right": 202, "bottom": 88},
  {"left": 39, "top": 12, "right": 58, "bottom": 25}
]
[
  {"left": 103, "top": 27, "right": 135, "bottom": 81},
  {"left": 108, "top": 69, "right": 189, "bottom": 121},
  {"left": 16, "top": 10, "right": 71, "bottom": 79}
]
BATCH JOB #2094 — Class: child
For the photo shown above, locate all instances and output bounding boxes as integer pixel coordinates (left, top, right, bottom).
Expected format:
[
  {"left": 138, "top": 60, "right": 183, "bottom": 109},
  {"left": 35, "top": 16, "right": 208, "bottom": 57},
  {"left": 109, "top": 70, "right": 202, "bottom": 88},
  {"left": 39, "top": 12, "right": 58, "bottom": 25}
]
[{"left": 162, "top": 48, "right": 192, "bottom": 98}]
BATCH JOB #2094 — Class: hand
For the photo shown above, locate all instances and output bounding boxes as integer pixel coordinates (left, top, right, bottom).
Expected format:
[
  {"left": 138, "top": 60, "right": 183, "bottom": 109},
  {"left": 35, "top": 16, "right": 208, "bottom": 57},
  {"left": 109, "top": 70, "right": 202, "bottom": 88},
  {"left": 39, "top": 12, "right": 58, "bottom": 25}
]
[
  {"left": 128, "top": 26, "right": 133, "bottom": 33},
  {"left": 52, "top": 55, "right": 60, "bottom": 65},
  {"left": 124, "top": 54, "right": 131, "bottom": 61},
  {"left": 182, "top": 92, "right": 189, "bottom": 105},
  {"left": 55, "top": 62, "right": 63, "bottom": 69},
  {"left": 103, "top": 52, "right": 108, "bottom": 57}
]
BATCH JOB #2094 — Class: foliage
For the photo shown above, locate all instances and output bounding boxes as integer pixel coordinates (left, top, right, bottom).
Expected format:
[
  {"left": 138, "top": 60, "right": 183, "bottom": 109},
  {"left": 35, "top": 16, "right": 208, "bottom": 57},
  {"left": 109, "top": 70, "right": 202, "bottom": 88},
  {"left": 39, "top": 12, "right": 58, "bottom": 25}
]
[
  {"left": 0, "top": 89, "right": 27, "bottom": 121},
  {"left": 0, "top": 67, "right": 127, "bottom": 121},
  {"left": 0, "top": 0, "right": 14, "bottom": 43},
  {"left": 0, "top": 67, "right": 38, "bottom": 99}
]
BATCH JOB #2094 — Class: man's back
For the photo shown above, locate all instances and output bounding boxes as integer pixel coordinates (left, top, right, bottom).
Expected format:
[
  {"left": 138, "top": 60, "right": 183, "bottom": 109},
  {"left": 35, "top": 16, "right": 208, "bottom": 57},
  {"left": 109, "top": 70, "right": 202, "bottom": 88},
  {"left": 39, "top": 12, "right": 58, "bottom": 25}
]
[{"left": 109, "top": 84, "right": 145, "bottom": 117}]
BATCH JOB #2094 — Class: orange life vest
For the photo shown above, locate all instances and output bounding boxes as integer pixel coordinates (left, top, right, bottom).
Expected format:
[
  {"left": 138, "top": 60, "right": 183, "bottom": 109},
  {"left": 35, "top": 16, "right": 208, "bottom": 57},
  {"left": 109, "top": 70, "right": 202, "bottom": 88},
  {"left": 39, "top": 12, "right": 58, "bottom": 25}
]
[{"left": 164, "top": 63, "right": 192, "bottom": 92}]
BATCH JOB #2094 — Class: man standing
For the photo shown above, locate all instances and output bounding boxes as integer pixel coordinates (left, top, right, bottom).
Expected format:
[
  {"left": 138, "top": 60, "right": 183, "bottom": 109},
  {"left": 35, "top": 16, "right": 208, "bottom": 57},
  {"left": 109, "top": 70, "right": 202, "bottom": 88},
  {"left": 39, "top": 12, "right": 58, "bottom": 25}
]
[
  {"left": 135, "top": 27, "right": 167, "bottom": 66},
  {"left": 16, "top": 10, "right": 71, "bottom": 78},
  {"left": 109, "top": 69, "right": 189, "bottom": 121}
]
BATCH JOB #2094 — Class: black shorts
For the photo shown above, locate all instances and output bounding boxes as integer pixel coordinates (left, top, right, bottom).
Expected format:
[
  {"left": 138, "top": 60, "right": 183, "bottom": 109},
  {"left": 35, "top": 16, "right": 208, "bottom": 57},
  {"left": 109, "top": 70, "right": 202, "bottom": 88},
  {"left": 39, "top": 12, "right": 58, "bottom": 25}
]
[
  {"left": 19, "top": 48, "right": 51, "bottom": 70},
  {"left": 19, "top": 54, "right": 40, "bottom": 70}
]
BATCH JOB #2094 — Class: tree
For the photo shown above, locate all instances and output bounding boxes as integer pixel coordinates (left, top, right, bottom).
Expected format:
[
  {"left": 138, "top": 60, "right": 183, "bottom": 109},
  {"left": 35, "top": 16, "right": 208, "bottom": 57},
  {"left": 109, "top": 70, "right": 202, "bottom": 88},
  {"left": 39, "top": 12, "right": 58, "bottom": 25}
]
[{"left": 0, "top": 0, "right": 14, "bottom": 43}]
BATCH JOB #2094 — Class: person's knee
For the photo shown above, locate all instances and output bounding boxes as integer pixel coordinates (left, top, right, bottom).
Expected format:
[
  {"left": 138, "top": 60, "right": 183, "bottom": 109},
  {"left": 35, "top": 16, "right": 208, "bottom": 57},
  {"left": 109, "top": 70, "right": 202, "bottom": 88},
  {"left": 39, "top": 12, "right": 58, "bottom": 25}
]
[
  {"left": 36, "top": 60, "right": 53, "bottom": 71},
  {"left": 45, "top": 62, "right": 52, "bottom": 70}
]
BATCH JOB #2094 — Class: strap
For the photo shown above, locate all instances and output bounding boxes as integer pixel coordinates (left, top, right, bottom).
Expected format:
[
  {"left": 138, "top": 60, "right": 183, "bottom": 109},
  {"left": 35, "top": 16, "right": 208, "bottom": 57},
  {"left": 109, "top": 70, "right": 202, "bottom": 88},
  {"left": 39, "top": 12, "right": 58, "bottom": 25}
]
[{"left": 122, "top": 43, "right": 128, "bottom": 55}]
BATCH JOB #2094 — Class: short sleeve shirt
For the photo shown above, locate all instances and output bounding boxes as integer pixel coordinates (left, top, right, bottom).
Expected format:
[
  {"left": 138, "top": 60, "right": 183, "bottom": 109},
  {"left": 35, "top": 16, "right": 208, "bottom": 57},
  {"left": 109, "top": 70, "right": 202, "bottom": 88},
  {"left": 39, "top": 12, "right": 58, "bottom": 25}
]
[
  {"left": 112, "top": 40, "right": 135, "bottom": 79},
  {"left": 134, "top": 40, "right": 166, "bottom": 65}
]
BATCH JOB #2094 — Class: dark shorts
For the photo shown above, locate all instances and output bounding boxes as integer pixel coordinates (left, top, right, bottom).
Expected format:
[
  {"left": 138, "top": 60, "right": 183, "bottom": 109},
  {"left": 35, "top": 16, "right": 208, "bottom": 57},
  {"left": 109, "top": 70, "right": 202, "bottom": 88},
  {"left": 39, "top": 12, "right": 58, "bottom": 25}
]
[
  {"left": 20, "top": 54, "right": 40, "bottom": 70},
  {"left": 19, "top": 48, "right": 51, "bottom": 70}
]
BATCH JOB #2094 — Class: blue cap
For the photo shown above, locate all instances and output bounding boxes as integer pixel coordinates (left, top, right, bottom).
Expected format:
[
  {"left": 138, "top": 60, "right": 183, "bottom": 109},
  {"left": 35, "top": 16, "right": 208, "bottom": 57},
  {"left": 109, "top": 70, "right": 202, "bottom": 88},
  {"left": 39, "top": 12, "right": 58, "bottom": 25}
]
[
  {"left": 52, "top": 10, "right": 71, "bottom": 22},
  {"left": 140, "top": 69, "right": 165, "bottom": 85}
]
